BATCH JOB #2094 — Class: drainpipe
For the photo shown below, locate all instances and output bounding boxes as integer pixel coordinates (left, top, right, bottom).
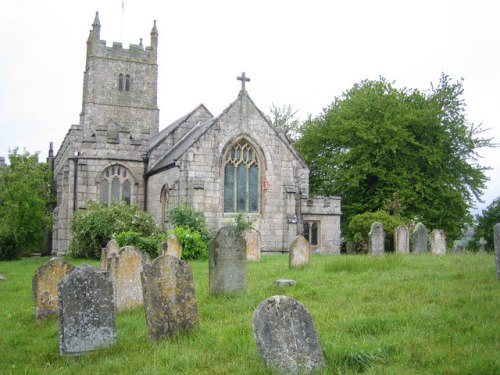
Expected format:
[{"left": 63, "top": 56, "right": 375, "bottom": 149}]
[
  {"left": 73, "top": 151, "right": 79, "bottom": 213},
  {"left": 142, "top": 152, "right": 149, "bottom": 211}
]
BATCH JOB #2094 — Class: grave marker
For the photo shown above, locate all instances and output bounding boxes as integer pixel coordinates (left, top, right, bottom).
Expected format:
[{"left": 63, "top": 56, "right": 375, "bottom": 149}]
[
  {"left": 412, "top": 223, "right": 428, "bottom": 254},
  {"left": 244, "top": 228, "right": 261, "bottom": 261},
  {"left": 430, "top": 229, "right": 447, "bottom": 256},
  {"left": 289, "top": 235, "right": 310, "bottom": 268},
  {"left": 368, "top": 222, "right": 385, "bottom": 255},
  {"left": 394, "top": 226, "right": 410, "bottom": 254}
]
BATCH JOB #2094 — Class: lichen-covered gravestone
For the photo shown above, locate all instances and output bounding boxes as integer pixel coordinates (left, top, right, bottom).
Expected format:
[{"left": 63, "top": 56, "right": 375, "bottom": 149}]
[
  {"left": 368, "top": 222, "right": 385, "bottom": 255},
  {"left": 289, "top": 235, "right": 310, "bottom": 268},
  {"left": 108, "top": 246, "right": 150, "bottom": 312},
  {"left": 430, "top": 229, "right": 447, "bottom": 256},
  {"left": 244, "top": 228, "right": 261, "bottom": 262},
  {"left": 394, "top": 226, "right": 410, "bottom": 254},
  {"left": 141, "top": 255, "right": 198, "bottom": 340},
  {"left": 58, "top": 265, "right": 116, "bottom": 356},
  {"left": 412, "top": 223, "right": 428, "bottom": 254},
  {"left": 253, "top": 295, "right": 326, "bottom": 373},
  {"left": 100, "top": 239, "right": 120, "bottom": 269},
  {"left": 161, "top": 234, "right": 183, "bottom": 259},
  {"left": 495, "top": 223, "right": 500, "bottom": 279},
  {"left": 33, "top": 257, "right": 75, "bottom": 322},
  {"left": 208, "top": 225, "right": 247, "bottom": 294}
]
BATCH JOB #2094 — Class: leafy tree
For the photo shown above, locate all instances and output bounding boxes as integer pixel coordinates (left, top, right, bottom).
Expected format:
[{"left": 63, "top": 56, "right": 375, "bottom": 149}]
[
  {"left": 267, "top": 103, "right": 302, "bottom": 140},
  {"left": 0, "top": 149, "right": 53, "bottom": 259},
  {"left": 474, "top": 197, "right": 500, "bottom": 251},
  {"left": 295, "top": 75, "right": 495, "bottom": 241}
]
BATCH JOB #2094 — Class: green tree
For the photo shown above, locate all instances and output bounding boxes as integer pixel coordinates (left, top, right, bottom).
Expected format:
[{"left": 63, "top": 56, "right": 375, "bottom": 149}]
[
  {"left": 0, "top": 149, "right": 53, "bottom": 259},
  {"left": 295, "top": 75, "right": 495, "bottom": 241},
  {"left": 474, "top": 197, "right": 500, "bottom": 251},
  {"left": 267, "top": 103, "right": 302, "bottom": 140}
]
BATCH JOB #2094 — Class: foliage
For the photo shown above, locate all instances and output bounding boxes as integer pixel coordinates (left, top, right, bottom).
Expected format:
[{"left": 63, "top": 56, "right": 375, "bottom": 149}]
[
  {"left": 267, "top": 103, "right": 302, "bottom": 140},
  {"left": 70, "top": 201, "right": 159, "bottom": 259},
  {"left": 474, "top": 196, "right": 500, "bottom": 251},
  {"left": 168, "top": 205, "right": 212, "bottom": 243},
  {"left": 0, "top": 149, "right": 53, "bottom": 259},
  {"left": 348, "top": 211, "right": 405, "bottom": 252},
  {"left": 295, "top": 75, "right": 495, "bottom": 240},
  {"left": 167, "top": 226, "right": 208, "bottom": 260},
  {"left": 114, "top": 230, "right": 161, "bottom": 259}
]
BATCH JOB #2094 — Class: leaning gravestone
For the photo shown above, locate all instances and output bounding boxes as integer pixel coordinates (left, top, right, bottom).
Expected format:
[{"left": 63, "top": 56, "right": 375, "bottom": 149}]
[
  {"left": 58, "top": 265, "right": 116, "bottom": 356},
  {"left": 412, "top": 223, "right": 428, "bottom": 254},
  {"left": 141, "top": 255, "right": 198, "bottom": 340},
  {"left": 161, "top": 234, "right": 183, "bottom": 259},
  {"left": 253, "top": 295, "right": 326, "bottom": 373},
  {"left": 108, "top": 246, "right": 150, "bottom": 312},
  {"left": 394, "top": 226, "right": 410, "bottom": 254},
  {"left": 368, "top": 222, "right": 385, "bottom": 255},
  {"left": 289, "top": 235, "right": 310, "bottom": 268},
  {"left": 208, "top": 226, "right": 247, "bottom": 294},
  {"left": 33, "top": 258, "right": 75, "bottom": 322},
  {"left": 495, "top": 223, "right": 500, "bottom": 279},
  {"left": 430, "top": 229, "right": 447, "bottom": 256},
  {"left": 100, "top": 239, "right": 120, "bottom": 269},
  {"left": 244, "top": 228, "right": 261, "bottom": 262}
]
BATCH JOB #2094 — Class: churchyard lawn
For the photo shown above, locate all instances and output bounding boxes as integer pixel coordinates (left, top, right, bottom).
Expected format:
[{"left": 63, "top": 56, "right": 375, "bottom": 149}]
[{"left": 1, "top": 254, "right": 499, "bottom": 374}]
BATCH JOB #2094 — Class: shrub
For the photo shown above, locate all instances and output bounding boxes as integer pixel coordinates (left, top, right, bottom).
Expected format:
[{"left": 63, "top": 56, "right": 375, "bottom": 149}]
[
  {"left": 0, "top": 233, "right": 19, "bottom": 261},
  {"left": 168, "top": 226, "right": 208, "bottom": 260},
  {"left": 114, "top": 230, "right": 162, "bottom": 259},
  {"left": 169, "top": 205, "right": 212, "bottom": 243},
  {"left": 70, "top": 201, "right": 160, "bottom": 259}
]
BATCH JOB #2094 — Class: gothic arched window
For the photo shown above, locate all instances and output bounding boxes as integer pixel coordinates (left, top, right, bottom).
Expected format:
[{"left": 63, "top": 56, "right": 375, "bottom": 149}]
[
  {"left": 99, "top": 165, "right": 133, "bottom": 205},
  {"left": 304, "top": 221, "right": 319, "bottom": 246},
  {"left": 224, "top": 140, "right": 259, "bottom": 213}
]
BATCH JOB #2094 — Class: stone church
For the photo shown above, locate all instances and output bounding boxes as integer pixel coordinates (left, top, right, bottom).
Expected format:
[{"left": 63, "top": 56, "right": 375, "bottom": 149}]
[{"left": 50, "top": 13, "right": 341, "bottom": 256}]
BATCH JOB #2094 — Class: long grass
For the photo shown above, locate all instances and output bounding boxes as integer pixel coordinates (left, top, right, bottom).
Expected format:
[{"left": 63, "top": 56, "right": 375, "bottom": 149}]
[{"left": 1, "top": 253, "right": 499, "bottom": 374}]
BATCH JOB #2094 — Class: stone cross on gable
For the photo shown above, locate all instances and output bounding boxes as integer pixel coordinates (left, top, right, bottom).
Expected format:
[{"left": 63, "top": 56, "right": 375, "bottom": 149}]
[
  {"left": 237, "top": 72, "right": 250, "bottom": 92},
  {"left": 479, "top": 237, "right": 487, "bottom": 252}
]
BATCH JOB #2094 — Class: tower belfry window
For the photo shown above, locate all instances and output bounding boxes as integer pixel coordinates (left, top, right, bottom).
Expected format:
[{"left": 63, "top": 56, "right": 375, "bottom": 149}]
[
  {"left": 118, "top": 74, "right": 124, "bottom": 91},
  {"left": 125, "top": 75, "right": 130, "bottom": 91}
]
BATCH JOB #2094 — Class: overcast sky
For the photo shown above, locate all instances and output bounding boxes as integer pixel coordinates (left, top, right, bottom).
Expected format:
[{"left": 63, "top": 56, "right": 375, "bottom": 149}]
[{"left": 0, "top": 0, "right": 498, "bottom": 213}]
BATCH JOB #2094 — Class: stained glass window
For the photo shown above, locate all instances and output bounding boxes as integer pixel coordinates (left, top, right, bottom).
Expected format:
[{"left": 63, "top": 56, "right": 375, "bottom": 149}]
[{"left": 99, "top": 165, "right": 133, "bottom": 206}]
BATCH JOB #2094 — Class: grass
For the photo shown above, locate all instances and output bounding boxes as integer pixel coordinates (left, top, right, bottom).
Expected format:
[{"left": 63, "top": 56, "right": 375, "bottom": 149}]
[{"left": 1, "top": 253, "right": 499, "bottom": 374}]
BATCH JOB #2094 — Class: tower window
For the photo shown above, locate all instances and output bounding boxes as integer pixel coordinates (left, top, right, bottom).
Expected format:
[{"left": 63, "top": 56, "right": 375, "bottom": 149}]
[
  {"left": 118, "top": 74, "right": 124, "bottom": 91},
  {"left": 125, "top": 75, "right": 130, "bottom": 91},
  {"left": 118, "top": 74, "right": 131, "bottom": 91}
]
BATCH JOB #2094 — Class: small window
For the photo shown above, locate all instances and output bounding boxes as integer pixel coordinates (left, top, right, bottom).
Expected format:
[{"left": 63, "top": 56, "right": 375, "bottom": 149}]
[
  {"left": 118, "top": 74, "right": 124, "bottom": 91},
  {"left": 125, "top": 75, "right": 130, "bottom": 91},
  {"left": 304, "top": 221, "right": 319, "bottom": 246}
]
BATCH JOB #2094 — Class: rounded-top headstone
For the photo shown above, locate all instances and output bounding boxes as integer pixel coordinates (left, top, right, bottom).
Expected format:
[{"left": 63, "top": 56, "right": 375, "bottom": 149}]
[
  {"left": 289, "top": 235, "right": 310, "bottom": 268},
  {"left": 368, "top": 222, "right": 385, "bottom": 255},
  {"left": 252, "top": 295, "right": 325, "bottom": 373}
]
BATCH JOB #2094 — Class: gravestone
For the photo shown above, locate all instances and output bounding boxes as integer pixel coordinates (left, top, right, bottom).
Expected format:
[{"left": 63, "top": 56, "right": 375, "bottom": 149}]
[
  {"left": 274, "top": 279, "right": 296, "bottom": 287},
  {"left": 244, "top": 228, "right": 261, "bottom": 261},
  {"left": 141, "top": 255, "right": 198, "bottom": 340},
  {"left": 33, "top": 258, "right": 75, "bottom": 322},
  {"left": 58, "top": 265, "right": 116, "bottom": 356},
  {"left": 161, "top": 234, "right": 183, "bottom": 259},
  {"left": 208, "top": 226, "right": 247, "bottom": 294},
  {"left": 430, "top": 229, "right": 447, "bottom": 256},
  {"left": 346, "top": 241, "right": 355, "bottom": 254},
  {"left": 452, "top": 241, "right": 464, "bottom": 253},
  {"left": 100, "top": 239, "right": 120, "bottom": 269},
  {"left": 478, "top": 237, "right": 487, "bottom": 253},
  {"left": 108, "top": 246, "right": 150, "bottom": 312},
  {"left": 253, "top": 295, "right": 326, "bottom": 373},
  {"left": 0, "top": 273, "right": 6, "bottom": 281},
  {"left": 368, "top": 222, "right": 385, "bottom": 255},
  {"left": 412, "top": 223, "right": 428, "bottom": 254},
  {"left": 394, "top": 226, "right": 410, "bottom": 254},
  {"left": 289, "top": 235, "right": 310, "bottom": 268},
  {"left": 495, "top": 223, "right": 500, "bottom": 279}
]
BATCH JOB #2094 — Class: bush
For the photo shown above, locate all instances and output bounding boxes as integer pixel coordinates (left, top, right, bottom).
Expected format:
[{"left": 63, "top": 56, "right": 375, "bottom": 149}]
[
  {"left": 70, "top": 201, "right": 160, "bottom": 259},
  {"left": 348, "top": 211, "right": 405, "bottom": 253},
  {"left": 0, "top": 233, "right": 19, "bottom": 261},
  {"left": 168, "top": 226, "right": 208, "bottom": 260},
  {"left": 169, "top": 205, "right": 212, "bottom": 243},
  {"left": 114, "top": 230, "right": 162, "bottom": 259}
]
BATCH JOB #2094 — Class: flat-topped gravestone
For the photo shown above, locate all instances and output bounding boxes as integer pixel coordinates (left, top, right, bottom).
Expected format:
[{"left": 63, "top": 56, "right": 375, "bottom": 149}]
[
  {"left": 495, "top": 223, "right": 500, "bottom": 279},
  {"left": 412, "top": 223, "right": 428, "bottom": 254},
  {"left": 253, "top": 295, "right": 326, "bottom": 373},
  {"left": 244, "top": 228, "right": 261, "bottom": 262},
  {"left": 430, "top": 229, "right": 446, "bottom": 256},
  {"left": 274, "top": 279, "right": 296, "bottom": 287},
  {"left": 141, "top": 255, "right": 198, "bottom": 340},
  {"left": 394, "top": 226, "right": 410, "bottom": 254},
  {"left": 100, "top": 239, "right": 120, "bottom": 269},
  {"left": 33, "top": 257, "right": 75, "bottom": 322},
  {"left": 368, "top": 222, "right": 385, "bottom": 255},
  {"left": 108, "top": 246, "right": 150, "bottom": 312},
  {"left": 58, "top": 265, "right": 116, "bottom": 356},
  {"left": 161, "top": 234, "right": 183, "bottom": 259},
  {"left": 209, "top": 225, "right": 247, "bottom": 294},
  {"left": 289, "top": 235, "right": 310, "bottom": 268}
]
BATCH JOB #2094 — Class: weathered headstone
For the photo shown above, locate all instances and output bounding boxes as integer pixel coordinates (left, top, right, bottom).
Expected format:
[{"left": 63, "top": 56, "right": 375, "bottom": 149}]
[
  {"left": 368, "top": 222, "right": 385, "bottom": 255},
  {"left": 253, "top": 295, "right": 326, "bottom": 373},
  {"left": 452, "top": 241, "right": 464, "bottom": 253},
  {"left": 141, "top": 255, "right": 198, "bottom": 340},
  {"left": 161, "top": 234, "right": 183, "bottom": 259},
  {"left": 412, "top": 223, "right": 428, "bottom": 254},
  {"left": 244, "top": 228, "right": 261, "bottom": 261},
  {"left": 394, "top": 226, "right": 410, "bottom": 254},
  {"left": 289, "top": 235, "right": 310, "bottom": 268},
  {"left": 208, "top": 226, "right": 247, "bottom": 294},
  {"left": 430, "top": 229, "right": 447, "bottom": 256},
  {"left": 108, "top": 246, "right": 150, "bottom": 312},
  {"left": 494, "top": 223, "right": 500, "bottom": 279},
  {"left": 478, "top": 237, "right": 487, "bottom": 253},
  {"left": 100, "top": 239, "right": 120, "bottom": 269},
  {"left": 274, "top": 279, "right": 296, "bottom": 287},
  {"left": 33, "top": 257, "right": 75, "bottom": 322},
  {"left": 346, "top": 241, "right": 355, "bottom": 254},
  {"left": 58, "top": 265, "right": 116, "bottom": 356}
]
